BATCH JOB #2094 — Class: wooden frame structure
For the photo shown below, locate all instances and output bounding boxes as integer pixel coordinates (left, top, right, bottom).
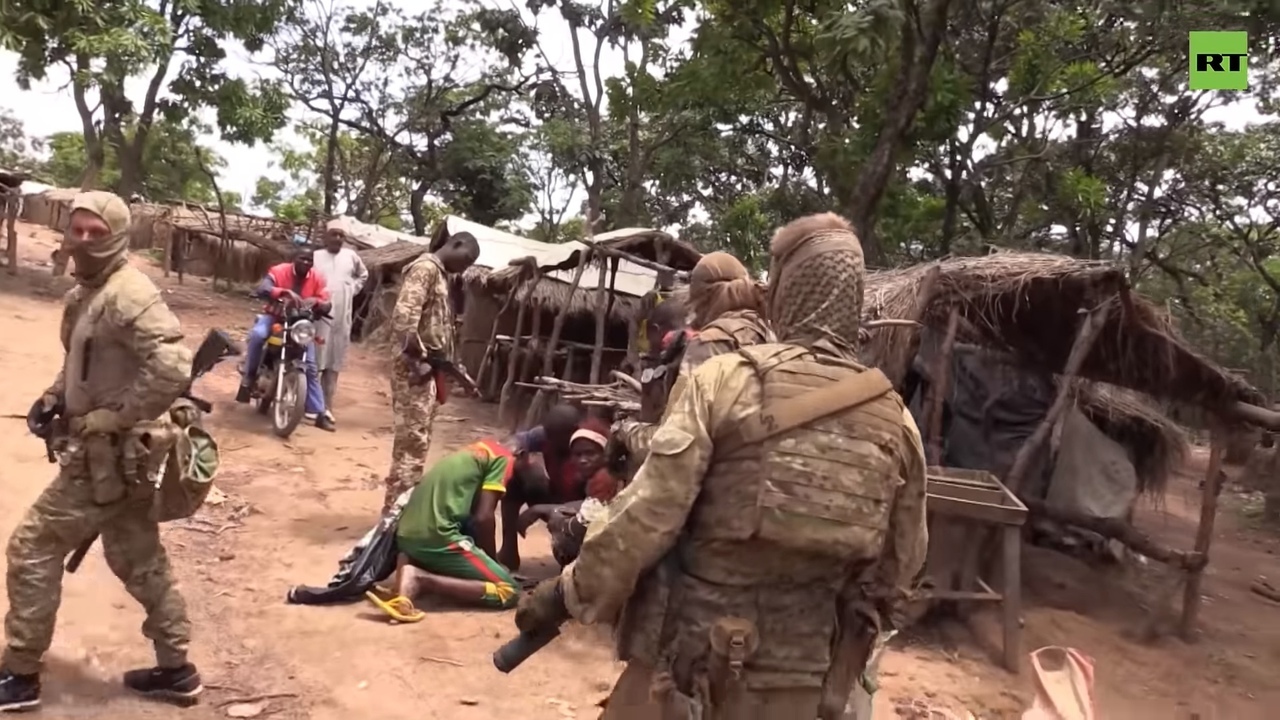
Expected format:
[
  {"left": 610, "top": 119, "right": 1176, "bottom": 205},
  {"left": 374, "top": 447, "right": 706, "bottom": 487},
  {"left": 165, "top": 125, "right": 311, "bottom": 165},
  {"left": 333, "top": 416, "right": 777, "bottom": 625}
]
[
  {"left": 469, "top": 228, "right": 701, "bottom": 427},
  {"left": 861, "top": 251, "right": 1277, "bottom": 644}
]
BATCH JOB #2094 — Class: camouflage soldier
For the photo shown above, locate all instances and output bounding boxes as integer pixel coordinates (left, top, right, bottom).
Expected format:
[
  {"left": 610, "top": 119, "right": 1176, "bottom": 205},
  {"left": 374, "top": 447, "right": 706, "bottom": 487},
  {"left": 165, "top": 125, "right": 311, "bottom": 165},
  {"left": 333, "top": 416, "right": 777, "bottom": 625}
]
[
  {"left": 615, "top": 251, "right": 772, "bottom": 458},
  {"left": 515, "top": 213, "right": 928, "bottom": 719},
  {"left": 0, "top": 192, "right": 202, "bottom": 711},
  {"left": 383, "top": 232, "right": 480, "bottom": 511}
]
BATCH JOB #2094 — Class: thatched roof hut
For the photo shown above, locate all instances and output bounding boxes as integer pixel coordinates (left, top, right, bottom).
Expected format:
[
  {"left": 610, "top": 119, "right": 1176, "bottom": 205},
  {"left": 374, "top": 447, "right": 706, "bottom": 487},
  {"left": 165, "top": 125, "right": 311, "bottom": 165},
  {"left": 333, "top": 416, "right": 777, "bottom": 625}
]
[{"left": 861, "top": 251, "right": 1264, "bottom": 410}]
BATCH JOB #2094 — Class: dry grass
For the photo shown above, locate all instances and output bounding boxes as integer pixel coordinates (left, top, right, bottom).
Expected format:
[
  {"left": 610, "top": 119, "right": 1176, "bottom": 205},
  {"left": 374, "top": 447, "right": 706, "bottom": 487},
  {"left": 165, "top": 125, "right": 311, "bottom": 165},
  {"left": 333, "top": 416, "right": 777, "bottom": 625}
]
[
  {"left": 1068, "top": 380, "right": 1190, "bottom": 496},
  {"left": 862, "top": 250, "right": 1264, "bottom": 410},
  {"left": 467, "top": 262, "right": 643, "bottom": 324}
]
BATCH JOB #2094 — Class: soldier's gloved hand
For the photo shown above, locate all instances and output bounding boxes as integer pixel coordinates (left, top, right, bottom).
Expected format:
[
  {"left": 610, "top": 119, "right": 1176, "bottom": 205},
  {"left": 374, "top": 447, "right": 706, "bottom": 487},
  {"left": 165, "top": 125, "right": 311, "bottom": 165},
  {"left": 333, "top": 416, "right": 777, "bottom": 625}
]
[
  {"left": 38, "top": 391, "right": 61, "bottom": 413},
  {"left": 612, "top": 418, "right": 641, "bottom": 439},
  {"left": 73, "top": 408, "right": 123, "bottom": 435},
  {"left": 515, "top": 577, "right": 569, "bottom": 634},
  {"left": 169, "top": 398, "right": 201, "bottom": 428}
]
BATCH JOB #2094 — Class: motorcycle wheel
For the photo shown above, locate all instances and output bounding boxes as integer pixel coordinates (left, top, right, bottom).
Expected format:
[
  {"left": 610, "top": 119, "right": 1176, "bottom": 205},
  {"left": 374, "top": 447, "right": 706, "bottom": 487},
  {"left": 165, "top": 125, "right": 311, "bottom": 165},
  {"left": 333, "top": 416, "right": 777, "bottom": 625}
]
[{"left": 271, "top": 368, "right": 308, "bottom": 438}]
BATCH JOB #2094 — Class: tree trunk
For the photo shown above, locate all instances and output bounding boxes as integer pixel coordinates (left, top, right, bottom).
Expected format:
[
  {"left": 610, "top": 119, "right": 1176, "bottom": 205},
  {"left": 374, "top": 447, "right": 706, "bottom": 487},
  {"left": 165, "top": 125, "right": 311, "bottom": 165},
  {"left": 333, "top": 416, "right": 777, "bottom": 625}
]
[
  {"left": 322, "top": 115, "right": 341, "bottom": 215},
  {"left": 409, "top": 178, "right": 430, "bottom": 236},
  {"left": 844, "top": 0, "right": 954, "bottom": 265}
]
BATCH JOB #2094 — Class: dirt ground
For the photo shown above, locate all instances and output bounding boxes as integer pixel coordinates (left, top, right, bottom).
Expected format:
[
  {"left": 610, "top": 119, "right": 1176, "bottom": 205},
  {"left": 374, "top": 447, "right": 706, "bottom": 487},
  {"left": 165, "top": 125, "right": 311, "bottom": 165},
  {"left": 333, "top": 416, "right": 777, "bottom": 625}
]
[{"left": 2, "top": 220, "right": 1279, "bottom": 719}]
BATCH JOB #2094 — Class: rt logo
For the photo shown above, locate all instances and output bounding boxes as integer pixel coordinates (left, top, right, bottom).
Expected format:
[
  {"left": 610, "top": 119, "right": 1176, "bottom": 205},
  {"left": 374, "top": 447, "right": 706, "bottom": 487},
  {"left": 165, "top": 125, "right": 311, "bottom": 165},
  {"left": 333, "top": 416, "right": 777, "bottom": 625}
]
[{"left": 1189, "top": 31, "right": 1249, "bottom": 90}]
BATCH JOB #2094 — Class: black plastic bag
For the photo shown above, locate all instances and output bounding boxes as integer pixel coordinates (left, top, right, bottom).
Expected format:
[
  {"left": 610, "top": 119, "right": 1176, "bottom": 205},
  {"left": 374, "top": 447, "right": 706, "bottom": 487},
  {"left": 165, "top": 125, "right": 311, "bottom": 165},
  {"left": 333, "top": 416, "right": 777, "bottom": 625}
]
[{"left": 286, "top": 518, "right": 400, "bottom": 605}]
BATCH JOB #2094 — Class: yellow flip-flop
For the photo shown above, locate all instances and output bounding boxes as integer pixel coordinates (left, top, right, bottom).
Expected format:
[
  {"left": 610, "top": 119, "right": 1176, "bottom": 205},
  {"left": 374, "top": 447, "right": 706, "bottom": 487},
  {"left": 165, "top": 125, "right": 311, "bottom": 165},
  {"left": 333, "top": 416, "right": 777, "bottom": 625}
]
[{"left": 364, "top": 590, "right": 426, "bottom": 623}]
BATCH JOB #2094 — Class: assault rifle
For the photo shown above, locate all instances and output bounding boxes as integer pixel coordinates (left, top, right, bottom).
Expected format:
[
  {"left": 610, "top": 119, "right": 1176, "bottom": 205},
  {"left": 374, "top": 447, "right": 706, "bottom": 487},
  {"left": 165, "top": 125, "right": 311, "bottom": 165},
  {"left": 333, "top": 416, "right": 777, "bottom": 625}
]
[
  {"left": 400, "top": 336, "right": 479, "bottom": 399},
  {"left": 61, "top": 329, "right": 240, "bottom": 574}
]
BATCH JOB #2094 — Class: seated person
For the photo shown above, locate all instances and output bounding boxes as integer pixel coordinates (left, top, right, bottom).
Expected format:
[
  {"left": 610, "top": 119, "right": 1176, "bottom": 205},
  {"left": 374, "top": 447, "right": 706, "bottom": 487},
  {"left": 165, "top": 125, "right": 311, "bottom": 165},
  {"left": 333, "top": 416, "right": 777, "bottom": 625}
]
[
  {"left": 236, "top": 247, "right": 334, "bottom": 431},
  {"left": 514, "top": 422, "right": 624, "bottom": 568},
  {"left": 366, "top": 438, "right": 542, "bottom": 621}
]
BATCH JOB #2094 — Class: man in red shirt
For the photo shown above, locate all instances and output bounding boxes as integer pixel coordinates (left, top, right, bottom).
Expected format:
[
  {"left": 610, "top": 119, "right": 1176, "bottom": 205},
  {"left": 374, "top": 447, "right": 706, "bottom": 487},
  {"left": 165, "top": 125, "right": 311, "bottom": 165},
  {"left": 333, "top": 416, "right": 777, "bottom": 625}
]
[{"left": 236, "top": 248, "right": 334, "bottom": 431}]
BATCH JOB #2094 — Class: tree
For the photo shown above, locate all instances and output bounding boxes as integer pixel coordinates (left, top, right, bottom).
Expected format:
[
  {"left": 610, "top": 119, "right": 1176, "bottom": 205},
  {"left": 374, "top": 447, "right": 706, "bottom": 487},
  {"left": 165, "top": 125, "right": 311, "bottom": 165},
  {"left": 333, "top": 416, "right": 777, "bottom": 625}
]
[
  {"left": 0, "top": 108, "right": 44, "bottom": 174},
  {"left": 0, "top": 0, "right": 293, "bottom": 195},
  {"left": 272, "top": 0, "right": 539, "bottom": 234},
  {"left": 252, "top": 121, "right": 411, "bottom": 229},
  {"left": 41, "top": 120, "right": 229, "bottom": 203}
]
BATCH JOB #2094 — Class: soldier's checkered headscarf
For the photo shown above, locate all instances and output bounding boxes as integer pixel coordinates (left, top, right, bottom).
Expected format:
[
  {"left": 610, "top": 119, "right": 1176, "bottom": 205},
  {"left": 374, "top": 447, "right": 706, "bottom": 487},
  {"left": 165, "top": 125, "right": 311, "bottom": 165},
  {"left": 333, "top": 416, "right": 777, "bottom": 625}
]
[{"left": 766, "top": 213, "right": 864, "bottom": 351}]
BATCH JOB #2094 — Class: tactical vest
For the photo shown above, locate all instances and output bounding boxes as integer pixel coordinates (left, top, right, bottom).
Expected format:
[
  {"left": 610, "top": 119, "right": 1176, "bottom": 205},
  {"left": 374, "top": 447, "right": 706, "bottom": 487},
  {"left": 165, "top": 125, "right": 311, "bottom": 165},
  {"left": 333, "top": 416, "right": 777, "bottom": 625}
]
[
  {"left": 64, "top": 266, "right": 153, "bottom": 418},
  {"left": 666, "top": 311, "right": 770, "bottom": 417},
  {"left": 617, "top": 343, "right": 911, "bottom": 691}
]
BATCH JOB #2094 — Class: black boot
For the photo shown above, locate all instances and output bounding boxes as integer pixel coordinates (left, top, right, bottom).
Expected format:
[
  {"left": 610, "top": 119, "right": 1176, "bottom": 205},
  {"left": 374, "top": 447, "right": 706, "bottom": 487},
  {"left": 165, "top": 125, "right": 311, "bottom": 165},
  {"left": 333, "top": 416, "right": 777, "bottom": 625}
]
[
  {"left": 0, "top": 670, "right": 40, "bottom": 713},
  {"left": 315, "top": 414, "right": 336, "bottom": 432},
  {"left": 123, "top": 663, "right": 202, "bottom": 707},
  {"left": 235, "top": 383, "right": 253, "bottom": 404}
]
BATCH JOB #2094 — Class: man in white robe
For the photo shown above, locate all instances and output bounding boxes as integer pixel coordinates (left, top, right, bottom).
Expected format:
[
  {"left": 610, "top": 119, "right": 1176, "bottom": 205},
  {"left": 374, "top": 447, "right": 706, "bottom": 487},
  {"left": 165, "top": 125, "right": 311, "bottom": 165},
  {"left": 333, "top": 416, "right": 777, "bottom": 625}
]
[{"left": 313, "top": 228, "right": 369, "bottom": 423}]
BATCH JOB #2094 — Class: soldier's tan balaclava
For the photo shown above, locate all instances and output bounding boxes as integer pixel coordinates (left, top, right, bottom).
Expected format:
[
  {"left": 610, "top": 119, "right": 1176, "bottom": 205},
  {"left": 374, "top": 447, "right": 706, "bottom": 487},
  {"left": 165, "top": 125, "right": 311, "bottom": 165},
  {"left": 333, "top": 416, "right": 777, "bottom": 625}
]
[
  {"left": 64, "top": 191, "right": 132, "bottom": 286},
  {"left": 687, "top": 251, "right": 762, "bottom": 328},
  {"left": 766, "top": 213, "right": 864, "bottom": 354}
]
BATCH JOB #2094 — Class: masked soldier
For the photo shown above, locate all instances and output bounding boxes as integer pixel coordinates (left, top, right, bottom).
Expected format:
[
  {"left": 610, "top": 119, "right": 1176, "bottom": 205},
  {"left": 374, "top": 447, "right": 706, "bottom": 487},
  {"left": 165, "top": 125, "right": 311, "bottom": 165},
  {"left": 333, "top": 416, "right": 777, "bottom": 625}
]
[
  {"left": 515, "top": 213, "right": 928, "bottom": 719},
  {"left": 0, "top": 192, "right": 202, "bottom": 712},
  {"left": 615, "top": 251, "right": 771, "bottom": 460}
]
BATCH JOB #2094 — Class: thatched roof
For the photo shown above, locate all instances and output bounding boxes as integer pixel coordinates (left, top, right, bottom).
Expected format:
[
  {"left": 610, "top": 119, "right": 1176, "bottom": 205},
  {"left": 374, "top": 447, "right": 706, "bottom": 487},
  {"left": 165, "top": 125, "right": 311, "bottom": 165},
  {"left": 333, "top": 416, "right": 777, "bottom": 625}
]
[
  {"left": 862, "top": 251, "right": 1265, "bottom": 410},
  {"left": 1070, "top": 380, "right": 1189, "bottom": 496},
  {"left": 585, "top": 228, "right": 702, "bottom": 272},
  {"left": 464, "top": 262, "right": 642, "bottom": 324},
  {"left": 360, "top": 240, "right": 430, "bottom": 271}
]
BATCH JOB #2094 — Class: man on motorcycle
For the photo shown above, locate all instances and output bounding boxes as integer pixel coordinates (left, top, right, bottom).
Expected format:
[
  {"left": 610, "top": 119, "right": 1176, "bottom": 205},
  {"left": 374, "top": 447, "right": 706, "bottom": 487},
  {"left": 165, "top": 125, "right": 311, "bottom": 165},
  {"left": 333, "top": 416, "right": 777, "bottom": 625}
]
[{"left": 236, "top": 248, "right": 336, "bottom": 432}]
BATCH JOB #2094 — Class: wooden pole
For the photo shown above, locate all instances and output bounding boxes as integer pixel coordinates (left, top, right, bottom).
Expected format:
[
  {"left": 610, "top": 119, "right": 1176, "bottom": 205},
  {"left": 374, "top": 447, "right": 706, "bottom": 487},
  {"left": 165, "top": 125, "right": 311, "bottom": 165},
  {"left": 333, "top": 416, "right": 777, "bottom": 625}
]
[
  {"left": 887, "top": 265, "right": 942, "bottom": 390},
  {"left": 578, "top": 237, "right": 687, "bottom": 279},
  {"left": 1181, "top": 425, "right": 1226, "bottom": 640},
  {"left": 589, "top": 258, "right": 614, "bottom": 384},
  {"left": 1004, "top": 300, "right": 1112, "bottom": 496},
  {"left": 477, "top": 277, "right": 521, "bottom": 390},
  {"left": 498, "top": 283, "right": 531, "bottom": 422},
  {"left": 925, "top": 309, "right": 960, "bottom": 465},
  {"left": 161, "top": 219, "right": 173, "bottom": 278},
  {"left": 4, "top": 191, "right": 18, "bottom": 275},
  {"left": 540, "top": 255, "right": 589, "bottom": 376}
]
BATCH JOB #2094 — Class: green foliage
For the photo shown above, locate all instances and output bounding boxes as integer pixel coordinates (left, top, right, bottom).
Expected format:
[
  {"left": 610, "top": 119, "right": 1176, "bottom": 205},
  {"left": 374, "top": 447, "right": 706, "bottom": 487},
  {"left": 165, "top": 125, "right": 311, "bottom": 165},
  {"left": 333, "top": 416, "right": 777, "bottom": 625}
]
[
  {"left": 0, "top": 107, "right": 43, "bottom": 173},
  {"left": 0, "top": 0, "right": 295, "bottom": 195},
  {"left": 41, "top": 121, "right": 227, "bottom": 203}
]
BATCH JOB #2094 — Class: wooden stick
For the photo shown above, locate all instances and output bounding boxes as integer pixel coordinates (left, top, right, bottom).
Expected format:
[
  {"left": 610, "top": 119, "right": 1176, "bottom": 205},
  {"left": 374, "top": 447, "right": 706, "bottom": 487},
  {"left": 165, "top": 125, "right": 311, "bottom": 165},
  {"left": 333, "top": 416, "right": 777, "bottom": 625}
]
[
  {"left": 217, "top": 692, "right": 298, "bottom": 707},
  {"left": 498, "top": 284, "right": 530, "bottom": 421},
  {"left": 540, "top": 257, "right": 589, "bottom": 376},
  {"left": 1181, "top": 425, "right": 1226, "bottom": 639},
  {"left": 589, "top": 257, "right": 610, "bottom": 384},
  {"left": 477, "top": 273, "right": 522, "bottom": 389},
  {"left": 1005, "top": 301, "right": 1112, "bottom": 495},
  {"left": 925, "top": 309, "right": 960, "bottom": 465},
  {"left": 611, "top": 370, "right": 642, "bottom": 392},
  {"left": 885, "top": 265, "right": 941, "bottom": 389},
  {"left": 576, "top": 237, "right": 689, "bottom": 279},
  {"left": 1025, "top": 499, "right": 1206, "bottom": 570}
]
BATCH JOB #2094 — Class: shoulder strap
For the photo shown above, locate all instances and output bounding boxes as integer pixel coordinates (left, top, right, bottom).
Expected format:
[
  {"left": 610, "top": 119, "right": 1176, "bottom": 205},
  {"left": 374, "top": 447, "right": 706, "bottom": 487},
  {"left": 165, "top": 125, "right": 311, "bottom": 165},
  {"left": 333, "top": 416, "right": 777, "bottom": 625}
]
[{"left": 718, "top": 368, "right": 895, "bottom": 457}]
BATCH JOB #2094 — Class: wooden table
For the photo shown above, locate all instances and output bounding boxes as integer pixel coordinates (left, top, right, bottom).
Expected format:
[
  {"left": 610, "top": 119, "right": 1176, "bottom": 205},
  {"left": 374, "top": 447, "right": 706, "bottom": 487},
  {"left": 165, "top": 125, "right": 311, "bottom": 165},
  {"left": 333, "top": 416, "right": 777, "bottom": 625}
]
[{"left": 924, "top": 466, "right": 1028, "bottom": 672}]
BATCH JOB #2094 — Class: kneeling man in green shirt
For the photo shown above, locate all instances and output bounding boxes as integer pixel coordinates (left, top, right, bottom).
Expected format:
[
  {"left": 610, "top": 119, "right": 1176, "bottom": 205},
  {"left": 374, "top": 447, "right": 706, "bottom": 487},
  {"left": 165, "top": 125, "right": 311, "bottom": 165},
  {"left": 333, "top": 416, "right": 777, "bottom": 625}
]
[{"left": 368, "top": 438, "right": 542, "bottom": 621}]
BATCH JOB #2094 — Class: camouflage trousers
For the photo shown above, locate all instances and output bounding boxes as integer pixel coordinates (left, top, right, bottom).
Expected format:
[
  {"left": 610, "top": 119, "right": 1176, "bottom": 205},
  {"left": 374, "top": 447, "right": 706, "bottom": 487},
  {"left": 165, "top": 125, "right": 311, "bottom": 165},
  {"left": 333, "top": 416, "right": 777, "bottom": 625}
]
[
  {"left": 3, "top": 463, "right": 191, "bottom": 675},
  {"left": 600, "top": 662, "right": 822, "bottom": 720},
  {"left": 383, "top": 361, "right": 440, "bottom": 511}
]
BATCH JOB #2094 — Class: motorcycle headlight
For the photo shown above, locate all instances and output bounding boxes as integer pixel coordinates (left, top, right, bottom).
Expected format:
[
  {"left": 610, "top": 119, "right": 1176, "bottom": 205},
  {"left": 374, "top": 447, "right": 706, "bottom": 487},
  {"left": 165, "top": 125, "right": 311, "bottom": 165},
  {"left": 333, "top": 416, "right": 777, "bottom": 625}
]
[{"left": 290, "top": 319, "right": 316, "bottom": 345}]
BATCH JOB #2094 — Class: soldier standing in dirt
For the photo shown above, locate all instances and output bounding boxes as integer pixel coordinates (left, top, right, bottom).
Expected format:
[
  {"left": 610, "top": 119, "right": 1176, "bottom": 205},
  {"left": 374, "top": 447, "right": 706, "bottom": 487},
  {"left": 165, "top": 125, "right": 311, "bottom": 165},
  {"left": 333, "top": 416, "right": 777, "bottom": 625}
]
[
  {"left": 614, "top": 251, "right": 772, "bottom": 458},
  {"left": 383, "top": 232, "right": 480, "bottom": 512},
  {"left": 515, "top": 213, "right": 928, "bottom": 719},
  {"left": 0, "top": 192, "right": 203, "bottom": 712}
]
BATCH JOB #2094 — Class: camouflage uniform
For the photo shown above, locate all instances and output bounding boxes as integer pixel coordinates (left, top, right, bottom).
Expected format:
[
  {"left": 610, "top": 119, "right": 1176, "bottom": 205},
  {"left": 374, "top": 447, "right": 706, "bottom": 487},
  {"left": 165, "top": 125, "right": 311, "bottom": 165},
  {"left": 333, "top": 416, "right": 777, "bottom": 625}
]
[
  {"left": 615, "top": 309, "right": 772, "bottom": 458},
  {"left": 554, "top": 214, "right": 928, "bottom": 719},
  {"left": 4, "top": 194, "right": 194, "bottom": 683},
  {"left": 384, "top": 253, "right": 454, "bottom": 510}
]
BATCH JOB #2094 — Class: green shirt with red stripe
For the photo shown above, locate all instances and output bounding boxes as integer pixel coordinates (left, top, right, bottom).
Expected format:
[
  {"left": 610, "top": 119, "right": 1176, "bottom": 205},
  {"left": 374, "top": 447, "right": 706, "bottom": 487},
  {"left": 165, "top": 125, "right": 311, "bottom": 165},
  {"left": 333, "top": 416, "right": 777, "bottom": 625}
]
[{"left": 396, "top": 439, "right": 515, "bottom": 544}]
